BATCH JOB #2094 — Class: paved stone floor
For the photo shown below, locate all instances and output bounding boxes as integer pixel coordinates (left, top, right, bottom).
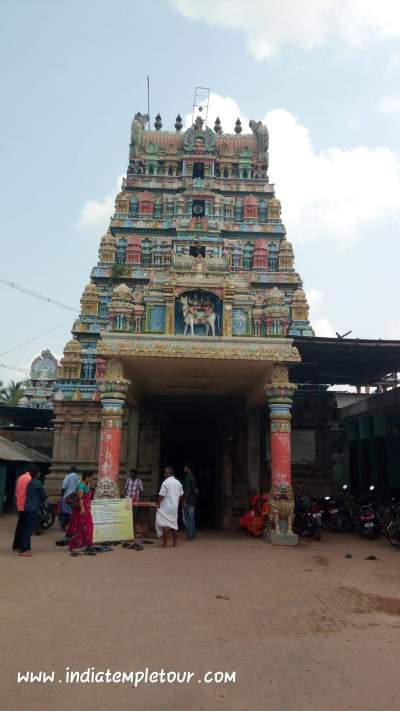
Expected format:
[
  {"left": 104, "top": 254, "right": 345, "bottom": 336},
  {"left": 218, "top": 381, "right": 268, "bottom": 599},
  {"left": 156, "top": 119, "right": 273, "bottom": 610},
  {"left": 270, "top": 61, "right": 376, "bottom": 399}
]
[{"left": 1, "top": 515, "right": 400, "bottom": 711}]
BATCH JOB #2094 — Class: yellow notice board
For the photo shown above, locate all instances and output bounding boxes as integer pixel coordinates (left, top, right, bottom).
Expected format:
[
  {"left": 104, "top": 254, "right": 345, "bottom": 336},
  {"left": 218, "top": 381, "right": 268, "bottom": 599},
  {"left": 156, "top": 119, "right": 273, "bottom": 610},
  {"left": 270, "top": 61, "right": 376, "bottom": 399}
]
[{"left": 92, "top": 498, "right": 134, "bottom": 543}]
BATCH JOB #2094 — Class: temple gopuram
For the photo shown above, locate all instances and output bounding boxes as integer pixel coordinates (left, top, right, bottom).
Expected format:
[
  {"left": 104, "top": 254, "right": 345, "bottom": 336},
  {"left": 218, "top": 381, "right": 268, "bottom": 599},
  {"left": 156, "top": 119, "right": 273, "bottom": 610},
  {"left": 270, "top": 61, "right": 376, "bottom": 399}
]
[{"left": 49, "top": 109, "right": 318, "bottom": 541}]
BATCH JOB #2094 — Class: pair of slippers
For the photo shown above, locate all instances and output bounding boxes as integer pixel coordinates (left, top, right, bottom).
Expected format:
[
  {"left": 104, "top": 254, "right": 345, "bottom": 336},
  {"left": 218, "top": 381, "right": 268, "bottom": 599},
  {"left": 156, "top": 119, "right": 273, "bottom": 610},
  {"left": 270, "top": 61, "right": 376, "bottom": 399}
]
[
  {"left": 122, "top": 542, "right": 144, "bottom": 551},
  {"left": 345, "top": 553, "right": 378, "bottom": 560},
  {"left": 70, "top": 544, "right": 114, "bottom": 557}
]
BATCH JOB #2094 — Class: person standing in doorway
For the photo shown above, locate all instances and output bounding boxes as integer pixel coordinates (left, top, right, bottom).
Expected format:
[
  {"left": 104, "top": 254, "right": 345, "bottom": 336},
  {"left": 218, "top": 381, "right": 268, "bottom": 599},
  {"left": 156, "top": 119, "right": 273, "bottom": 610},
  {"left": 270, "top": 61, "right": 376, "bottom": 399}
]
[
  {"left": 59, "top": 466, "right": 81, "bottom": 530},
  {"left": 124, "top": 469, "right": 143, "bottom": 502},
  {"left": 19, "top": 467, "right": 47, "bottom": 557},
  {"left": 155, "top": 467, "right": 183, "bottom": 547},
  {"left": 125, "top": 468, "right": 144, "bottom": 532},
  {"left": 12, "top": 464, "right": 34, "bottom": 551},
  {"left": 183, "top": 463, "right": 198, "bottom": 540}
]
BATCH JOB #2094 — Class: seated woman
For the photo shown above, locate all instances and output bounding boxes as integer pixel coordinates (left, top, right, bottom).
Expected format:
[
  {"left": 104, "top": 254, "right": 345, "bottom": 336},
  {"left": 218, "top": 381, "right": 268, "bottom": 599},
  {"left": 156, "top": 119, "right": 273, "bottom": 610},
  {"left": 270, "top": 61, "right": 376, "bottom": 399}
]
[
  {"left": 239, "top": 491, "right": 270, "bottom": 537},
  {"left": 66, "top": 473, "right": 94, "bottom": 551}
]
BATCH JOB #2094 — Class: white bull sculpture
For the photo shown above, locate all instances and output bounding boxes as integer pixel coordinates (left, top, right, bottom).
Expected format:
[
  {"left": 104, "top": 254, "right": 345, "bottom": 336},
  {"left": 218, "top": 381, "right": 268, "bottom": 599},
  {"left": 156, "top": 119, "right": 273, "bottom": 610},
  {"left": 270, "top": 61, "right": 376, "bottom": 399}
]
[{"left": 180, "top": 295, "right": 220, "bottom": 336}]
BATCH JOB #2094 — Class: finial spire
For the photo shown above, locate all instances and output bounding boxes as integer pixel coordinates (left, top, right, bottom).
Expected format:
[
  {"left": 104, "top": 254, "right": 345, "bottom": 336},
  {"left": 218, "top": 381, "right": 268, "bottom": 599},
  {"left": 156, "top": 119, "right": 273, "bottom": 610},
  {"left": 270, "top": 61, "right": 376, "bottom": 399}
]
[
  {"left": 175, "top": 114, "right": 183, "bottom": 131},
  {"left": 154, "top": 113, "right": 162, "bottom": 130},
  {"left": 234, "top": 118, "right": 242, "bottom": 134},
  {"left": 214, "top": 116, "right": 222, "bottom": 134}
]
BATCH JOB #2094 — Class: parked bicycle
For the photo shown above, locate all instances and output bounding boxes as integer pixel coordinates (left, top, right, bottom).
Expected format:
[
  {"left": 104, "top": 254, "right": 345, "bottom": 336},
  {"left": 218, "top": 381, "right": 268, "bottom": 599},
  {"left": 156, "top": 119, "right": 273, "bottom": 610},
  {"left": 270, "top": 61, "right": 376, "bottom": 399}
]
[{"left": 384, "top": 499, "right": 400, "bottom": 546}]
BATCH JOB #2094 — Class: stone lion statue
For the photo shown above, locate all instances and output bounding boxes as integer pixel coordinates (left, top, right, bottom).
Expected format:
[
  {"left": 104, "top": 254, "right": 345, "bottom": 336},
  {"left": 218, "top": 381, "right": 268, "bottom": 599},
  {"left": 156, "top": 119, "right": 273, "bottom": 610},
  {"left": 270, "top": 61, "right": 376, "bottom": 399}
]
[
  {"left": 249, "top": 119, "right": 269, "bottom": 170},
  {"left": 270, "top": 482, "right": 295, "bottom": 535},
  {"left": 130, "top": 112, "right": 149, "bottom": 156}
]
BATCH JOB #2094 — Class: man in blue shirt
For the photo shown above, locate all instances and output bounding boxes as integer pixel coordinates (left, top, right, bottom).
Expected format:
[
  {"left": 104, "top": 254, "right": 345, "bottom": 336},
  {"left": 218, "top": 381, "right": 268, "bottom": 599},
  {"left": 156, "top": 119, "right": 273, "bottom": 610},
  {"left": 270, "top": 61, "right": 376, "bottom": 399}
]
[{"left": 59, "top": 466, "right": 81, "bottom": 529}]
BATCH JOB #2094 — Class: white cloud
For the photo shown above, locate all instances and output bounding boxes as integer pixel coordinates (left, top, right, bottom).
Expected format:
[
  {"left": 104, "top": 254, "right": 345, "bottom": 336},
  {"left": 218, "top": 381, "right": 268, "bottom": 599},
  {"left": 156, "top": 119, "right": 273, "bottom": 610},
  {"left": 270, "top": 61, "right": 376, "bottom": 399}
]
[
  {"left": 306, "top": 288, "right": 335, "bottom": 337},
  {"left": 170, "top": 0, "right": 400, "bottom": 59},
  {"left": 78, "top": 176, "right": 123, "bottom": 231},
  {"left": 185, "top": 93, "right": 250, "bottom": 134},
  {"left": 312, "top": 318, "right": 336, "bottom": 338},
  {"left": 377, "top": 95, "right": 400, "bottom": 116},
  {"left": 265, "top": 108, "right": 400, "bottom": 242},
  {"left": 385, "top": 52, "right": 400, "bottom": 75},
  {"left": 306, "top": 287, "right": 325, "bottom": 311}
]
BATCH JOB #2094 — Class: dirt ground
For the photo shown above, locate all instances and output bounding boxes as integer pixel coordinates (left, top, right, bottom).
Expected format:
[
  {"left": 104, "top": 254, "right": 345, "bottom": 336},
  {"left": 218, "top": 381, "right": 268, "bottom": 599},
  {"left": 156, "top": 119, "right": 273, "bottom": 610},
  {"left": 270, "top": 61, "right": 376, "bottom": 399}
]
[{"left": 1, "top": 516, "right": 400, "bottom": 711}]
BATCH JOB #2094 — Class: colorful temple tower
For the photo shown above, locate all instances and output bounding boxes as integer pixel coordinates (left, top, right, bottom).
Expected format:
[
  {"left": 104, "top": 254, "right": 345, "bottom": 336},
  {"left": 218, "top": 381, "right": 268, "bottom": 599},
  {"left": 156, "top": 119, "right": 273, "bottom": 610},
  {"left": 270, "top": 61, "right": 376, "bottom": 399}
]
[{"left": 51, "top": 110, "right": 314, "bottom": 541}]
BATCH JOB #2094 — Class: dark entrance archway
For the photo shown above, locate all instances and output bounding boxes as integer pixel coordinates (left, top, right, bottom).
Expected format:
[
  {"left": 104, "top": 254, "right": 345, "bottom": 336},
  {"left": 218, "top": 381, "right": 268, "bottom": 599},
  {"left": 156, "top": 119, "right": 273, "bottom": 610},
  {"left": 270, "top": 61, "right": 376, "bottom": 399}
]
[{"left": 160, "top": 411, "right": 218, "bottom": 528}]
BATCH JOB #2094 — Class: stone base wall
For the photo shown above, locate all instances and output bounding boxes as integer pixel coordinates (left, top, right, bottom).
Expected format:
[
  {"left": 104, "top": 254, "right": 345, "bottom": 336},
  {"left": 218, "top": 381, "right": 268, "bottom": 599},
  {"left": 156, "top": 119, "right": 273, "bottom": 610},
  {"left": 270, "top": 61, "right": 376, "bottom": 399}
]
[{"left": 48, "top": 400, "right": 129, "bottom": 500}]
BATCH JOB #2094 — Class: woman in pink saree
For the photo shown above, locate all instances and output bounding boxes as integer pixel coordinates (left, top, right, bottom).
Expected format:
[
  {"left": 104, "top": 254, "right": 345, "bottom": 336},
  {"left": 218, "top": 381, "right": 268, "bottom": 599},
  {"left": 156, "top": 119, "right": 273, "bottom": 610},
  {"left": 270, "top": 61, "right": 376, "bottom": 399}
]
[{"left": 67, "top": 473, "right": 94, "bottom": 551}]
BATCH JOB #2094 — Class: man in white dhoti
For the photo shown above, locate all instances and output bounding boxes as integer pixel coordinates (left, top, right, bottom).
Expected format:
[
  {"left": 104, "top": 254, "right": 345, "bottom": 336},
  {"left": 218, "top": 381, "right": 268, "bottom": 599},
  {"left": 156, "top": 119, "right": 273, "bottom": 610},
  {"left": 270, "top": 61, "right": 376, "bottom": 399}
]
[{"left": 155, "top": 467, "right": 183, "bottom": 547}]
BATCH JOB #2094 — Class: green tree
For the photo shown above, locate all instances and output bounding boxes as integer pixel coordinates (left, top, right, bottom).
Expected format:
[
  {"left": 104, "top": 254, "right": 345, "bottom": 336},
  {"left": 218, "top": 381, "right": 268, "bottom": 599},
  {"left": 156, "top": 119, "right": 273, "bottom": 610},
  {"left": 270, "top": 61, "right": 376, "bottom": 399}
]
[{"left": 0, "top": 380, "right": 26, "bottom": 406}]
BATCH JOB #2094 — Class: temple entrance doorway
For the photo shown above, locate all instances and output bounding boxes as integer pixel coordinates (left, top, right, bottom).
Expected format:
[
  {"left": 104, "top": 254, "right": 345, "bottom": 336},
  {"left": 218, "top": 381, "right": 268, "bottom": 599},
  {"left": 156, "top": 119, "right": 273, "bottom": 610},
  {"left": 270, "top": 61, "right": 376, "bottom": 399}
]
[{"left": 160, "top": 411, "right": 219, "bottom": 529}]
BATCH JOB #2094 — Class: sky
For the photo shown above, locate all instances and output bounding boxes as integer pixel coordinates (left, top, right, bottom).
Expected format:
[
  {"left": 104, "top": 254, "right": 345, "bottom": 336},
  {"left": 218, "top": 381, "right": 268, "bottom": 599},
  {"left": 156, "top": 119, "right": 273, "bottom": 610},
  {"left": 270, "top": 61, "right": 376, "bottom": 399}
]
[{"left": 1, "top": 0, "right": 400, "bottom": 385}]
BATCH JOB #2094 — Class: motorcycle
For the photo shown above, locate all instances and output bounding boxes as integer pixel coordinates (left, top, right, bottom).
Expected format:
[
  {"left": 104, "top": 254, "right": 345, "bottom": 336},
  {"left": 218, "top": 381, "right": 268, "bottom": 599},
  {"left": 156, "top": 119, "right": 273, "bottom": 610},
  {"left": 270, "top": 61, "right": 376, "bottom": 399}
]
[
  {"left": 294, "top": 493, "right": 323, "bottom": 540},
  {"left": 323, "top": 485, "right": 354, "bottom": 532},
  {"left": 358, "top": 485, "right": 380, "bottom": 539},
  {"left": 37, "top": 501, "right": 56, "bottom": 531}
]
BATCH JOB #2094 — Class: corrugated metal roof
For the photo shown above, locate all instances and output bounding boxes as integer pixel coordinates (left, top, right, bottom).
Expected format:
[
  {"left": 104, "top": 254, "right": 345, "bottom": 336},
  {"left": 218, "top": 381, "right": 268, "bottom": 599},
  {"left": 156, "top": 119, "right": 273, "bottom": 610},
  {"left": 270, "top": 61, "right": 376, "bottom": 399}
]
[{"left": 0, "top": 435, "right": 51, "bottom": 463}]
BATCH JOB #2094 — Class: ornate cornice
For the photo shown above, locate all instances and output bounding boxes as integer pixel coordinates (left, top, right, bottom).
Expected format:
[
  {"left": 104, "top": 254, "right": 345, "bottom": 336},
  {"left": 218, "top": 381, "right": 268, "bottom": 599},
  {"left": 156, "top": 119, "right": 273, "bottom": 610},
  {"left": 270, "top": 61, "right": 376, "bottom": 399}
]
[{"left": 96, "top": 336, "right": 300, "bottom": 363}]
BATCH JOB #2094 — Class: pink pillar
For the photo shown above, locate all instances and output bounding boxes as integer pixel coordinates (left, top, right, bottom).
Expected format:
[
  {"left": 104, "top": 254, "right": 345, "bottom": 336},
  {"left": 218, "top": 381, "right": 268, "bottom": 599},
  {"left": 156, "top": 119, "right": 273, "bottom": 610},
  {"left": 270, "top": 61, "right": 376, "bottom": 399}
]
[
  {"left": 98, "top": 417, "right": 123, "bottom": 483},
  {"left": 270, "top": 428, "right": 291, "bottom": 488},
  {"left": 265, "top": 382, "right": 297, "bottom": 544},
  {"left": 97, "top": 379, "right": 130, "bottom": 498}
]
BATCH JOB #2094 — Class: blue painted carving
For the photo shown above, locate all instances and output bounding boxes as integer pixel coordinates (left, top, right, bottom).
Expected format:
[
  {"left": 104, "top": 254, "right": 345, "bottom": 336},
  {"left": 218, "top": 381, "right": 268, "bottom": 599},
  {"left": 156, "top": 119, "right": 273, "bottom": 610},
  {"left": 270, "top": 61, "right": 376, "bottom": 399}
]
[
  {"left": 148, "top": 305, "right": 166, "bottom": 332},
  {"left": 232, "top": 309, "right": 248, "bottom": 336}
]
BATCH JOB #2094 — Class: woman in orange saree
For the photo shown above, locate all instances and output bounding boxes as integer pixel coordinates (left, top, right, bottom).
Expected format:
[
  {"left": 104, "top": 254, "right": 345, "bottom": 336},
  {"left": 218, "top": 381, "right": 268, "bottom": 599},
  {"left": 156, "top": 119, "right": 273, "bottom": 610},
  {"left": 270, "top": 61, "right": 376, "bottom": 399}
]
[
  {"left": 247, "top": 494, "right": 270, "bottom": 537},
  {"left": 240, "top": 492, "right": 270, "bottom": 537}
]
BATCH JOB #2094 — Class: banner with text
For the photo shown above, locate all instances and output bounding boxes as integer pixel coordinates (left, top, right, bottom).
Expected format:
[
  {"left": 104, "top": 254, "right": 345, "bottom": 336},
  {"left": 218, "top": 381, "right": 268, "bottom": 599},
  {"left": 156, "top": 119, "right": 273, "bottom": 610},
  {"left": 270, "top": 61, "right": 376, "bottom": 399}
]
[{"left": 92, "top": 498, "right": 133, "bottom": 543}]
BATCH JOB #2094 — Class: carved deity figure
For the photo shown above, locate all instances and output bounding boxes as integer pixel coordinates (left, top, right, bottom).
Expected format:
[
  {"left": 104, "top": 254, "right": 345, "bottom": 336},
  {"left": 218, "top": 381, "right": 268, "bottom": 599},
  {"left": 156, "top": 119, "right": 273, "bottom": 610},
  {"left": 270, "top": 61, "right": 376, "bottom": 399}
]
[
  {"left": 132, "top": 288, "right": 145, "bottom": 332},
  {"left": 130, "top": 112, "right": 149, "bottom": 157},
  {"left": 249, "top": 119, "right": 269, "bottom": 171},
  {"left": 252, "top": 293, "right": 266, "bottom": 336},
  {"left": 194, "top": 115, "right": 204, "bottom": 130}
]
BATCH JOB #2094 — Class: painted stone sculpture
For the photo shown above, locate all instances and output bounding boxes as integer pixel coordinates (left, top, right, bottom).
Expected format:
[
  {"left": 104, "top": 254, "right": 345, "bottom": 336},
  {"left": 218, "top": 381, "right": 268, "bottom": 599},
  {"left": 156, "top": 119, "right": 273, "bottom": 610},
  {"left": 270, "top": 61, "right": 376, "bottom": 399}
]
[{"left": 270, "top": 483, "right": 295, "bottom": 535}]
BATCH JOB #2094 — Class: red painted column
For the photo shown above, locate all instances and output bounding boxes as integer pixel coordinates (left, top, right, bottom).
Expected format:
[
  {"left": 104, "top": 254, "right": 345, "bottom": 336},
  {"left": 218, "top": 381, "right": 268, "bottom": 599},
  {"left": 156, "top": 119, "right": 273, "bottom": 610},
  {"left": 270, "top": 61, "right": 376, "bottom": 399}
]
[
  {"left": 265, "top": 382, "right": 297, "bottom": 544},
  {"left": 97, "top": 379, "right": 130, "bottom": 498}
]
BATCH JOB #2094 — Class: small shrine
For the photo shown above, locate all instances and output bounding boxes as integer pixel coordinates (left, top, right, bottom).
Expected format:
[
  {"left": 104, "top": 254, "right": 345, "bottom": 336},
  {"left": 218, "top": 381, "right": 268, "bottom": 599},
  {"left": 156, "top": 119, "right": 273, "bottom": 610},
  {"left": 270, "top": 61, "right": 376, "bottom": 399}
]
[{"left": 18, "top": 350, "right": 59, "bottom": 410}]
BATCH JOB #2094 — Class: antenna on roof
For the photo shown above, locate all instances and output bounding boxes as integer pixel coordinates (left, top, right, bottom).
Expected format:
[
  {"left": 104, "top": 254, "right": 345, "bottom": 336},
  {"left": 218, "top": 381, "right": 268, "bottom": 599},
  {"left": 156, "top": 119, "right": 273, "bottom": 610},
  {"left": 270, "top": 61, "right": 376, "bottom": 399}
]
[
  {"left": 192, "top": 86, "right": 210, "bottom": 127},
  {"left": 336, "top": 330, "right": 352, "bottom": 339},
  {"left": 146, "top": 75, "right": 151, "bottom": 128}
]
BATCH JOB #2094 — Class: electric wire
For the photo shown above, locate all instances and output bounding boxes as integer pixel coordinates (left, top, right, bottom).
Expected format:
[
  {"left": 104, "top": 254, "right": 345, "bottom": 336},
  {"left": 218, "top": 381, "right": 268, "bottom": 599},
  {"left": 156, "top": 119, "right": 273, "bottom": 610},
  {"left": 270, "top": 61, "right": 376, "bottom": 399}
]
[
  {"left": 0, "top": 277, "right": 79, "bottom": 313},
  {"left": 0, "top": 320, "right": 71, "bottom": 359},
  {"left": 0, "top": 363, "right": 30, "bottom": 374}
]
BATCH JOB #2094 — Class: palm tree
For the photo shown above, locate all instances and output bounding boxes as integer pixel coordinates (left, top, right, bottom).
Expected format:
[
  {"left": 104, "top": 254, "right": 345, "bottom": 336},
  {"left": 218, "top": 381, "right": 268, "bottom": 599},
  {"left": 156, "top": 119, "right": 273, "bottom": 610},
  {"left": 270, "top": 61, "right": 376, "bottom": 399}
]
[{"left": 0, "top": 380, "right": 26, "bottom": 406}]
